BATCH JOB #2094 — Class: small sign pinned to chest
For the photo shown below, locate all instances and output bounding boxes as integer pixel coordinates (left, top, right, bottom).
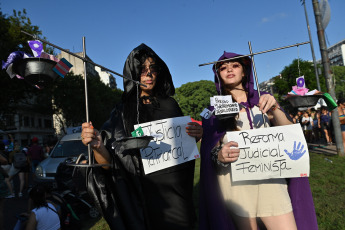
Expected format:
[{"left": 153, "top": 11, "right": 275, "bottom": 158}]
[{"left": 212, "top": 95, "right": 240, "bottom": 115}]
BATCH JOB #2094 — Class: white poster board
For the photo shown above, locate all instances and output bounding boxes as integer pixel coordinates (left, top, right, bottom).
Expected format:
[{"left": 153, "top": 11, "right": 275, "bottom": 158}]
[
  {"left": 134, "top": 116, "right": 200, "bottom": 174},
  {"left": 228, "top": 124, "right": 309, "bottom": 181}
]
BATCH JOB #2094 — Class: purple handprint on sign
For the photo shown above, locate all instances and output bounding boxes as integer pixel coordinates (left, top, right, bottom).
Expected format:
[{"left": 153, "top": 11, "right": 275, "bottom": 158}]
[{"left": 284, "top": 141, "right": 306, "bottom": 160}]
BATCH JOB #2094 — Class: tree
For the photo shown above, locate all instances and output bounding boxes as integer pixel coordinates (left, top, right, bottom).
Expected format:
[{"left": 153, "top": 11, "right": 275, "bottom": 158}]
[
  {"left": 275, "top": 59, "right": 327, "bottom": 95},
  {"left": 174, "top": 80, "right": 217, "bottom": 121},
  {"left": 331, "top": 66, "right": 345, "bottom": 99},
  {"left": 273, "top": 58, "right": 327, "bottom": 109},
  {"left": 0, "top": 9, "right": 123, "bottom": 132},
  {"left": 38, "top": 72, "right": 123, "bottom": 133},
  {"left": 0, "top": 9, "right": 53, "bottom": 129}
]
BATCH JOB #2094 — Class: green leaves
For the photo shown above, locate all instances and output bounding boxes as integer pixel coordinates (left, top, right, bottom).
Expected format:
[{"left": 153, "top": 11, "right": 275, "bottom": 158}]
[{"left": 174, "top": 80, "right": 217, "bottom": 121}]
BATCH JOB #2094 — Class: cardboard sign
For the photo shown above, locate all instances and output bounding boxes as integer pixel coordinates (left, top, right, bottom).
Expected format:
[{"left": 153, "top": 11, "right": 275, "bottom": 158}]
[
  {"left": 228, "top": 124, "right": 309, "bottom": 181},
  {"left": 134, "top": 116, "right": 200, "bottom": 174}
]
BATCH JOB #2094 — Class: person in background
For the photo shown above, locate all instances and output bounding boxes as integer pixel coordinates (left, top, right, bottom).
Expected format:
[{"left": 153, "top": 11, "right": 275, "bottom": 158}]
[
  {"left": 319, "top": 106, "right": 332, "bottom": 145},
  {"left": 289, "top": 113, "right": 296, "bottom": 123},
  {"left": 17, "top": 147, "right": 30, "bottom": 197},
  {"left": 4, "top": 141, "right": 21, "bottom": 198},
  {"left": 312, "top": 109, "right": 321, "bottom": 143},
  {"left": 297, "top": 110, "right": 304, "bottom": 125},
  {"left": 20, "top": 185, "right": 60, "bottom": 230},
  {"left": 0, "top": 142, "right": 9, "bottom": 230},
  {"left": 27, "top": 137, "right": 44, "bottom": 174},
  {"left": 337, "top": 98, "right": 345, "bottom": 151},
  {"left": 301, "top": 111, "right": 313, "bottom": 143}
]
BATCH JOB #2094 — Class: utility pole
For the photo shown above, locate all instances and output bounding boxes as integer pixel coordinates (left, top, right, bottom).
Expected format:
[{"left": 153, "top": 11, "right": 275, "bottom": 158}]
[
  {"left": 303, "top": 0, "right": 321, "bottom": 91},
  {"left": 312, "top": 0, "right": 344, "bottom": 156}
]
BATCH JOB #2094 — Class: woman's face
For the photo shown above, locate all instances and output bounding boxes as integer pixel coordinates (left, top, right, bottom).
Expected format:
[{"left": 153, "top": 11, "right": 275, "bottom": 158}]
[
  {"left": 218, "top": 61, "right": 244, "bottom": 87},
  {"left": 140, "top": 57, "right": 158, "bottom": 96}
]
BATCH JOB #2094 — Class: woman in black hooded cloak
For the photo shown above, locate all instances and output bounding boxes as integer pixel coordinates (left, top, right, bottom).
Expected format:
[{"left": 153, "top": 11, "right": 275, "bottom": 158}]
[{"left": 81, "top": 43, "right": 201, "bottom": 230}]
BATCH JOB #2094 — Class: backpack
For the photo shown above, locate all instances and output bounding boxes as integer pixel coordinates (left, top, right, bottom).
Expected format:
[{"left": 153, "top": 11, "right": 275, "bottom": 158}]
[
  {"left": 48, "top": 192, "right": 81, "bottom": 230},
  {"left": 13, "top": 151, "right": 28, "bottom": 169}
]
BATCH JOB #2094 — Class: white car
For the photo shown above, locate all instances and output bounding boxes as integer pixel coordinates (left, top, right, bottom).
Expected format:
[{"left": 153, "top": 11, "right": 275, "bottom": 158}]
[{"left": 35, "top": 133, "right": 87, "bottom": 186}]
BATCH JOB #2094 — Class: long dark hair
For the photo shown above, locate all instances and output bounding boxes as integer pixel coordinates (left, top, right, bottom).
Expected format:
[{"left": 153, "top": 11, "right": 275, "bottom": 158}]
[
  {"left": 216, "top": 60, "right": 248, "bottom": 132},
  {"left": 29, "top": 185, "right": 48, "bottom": 209}
]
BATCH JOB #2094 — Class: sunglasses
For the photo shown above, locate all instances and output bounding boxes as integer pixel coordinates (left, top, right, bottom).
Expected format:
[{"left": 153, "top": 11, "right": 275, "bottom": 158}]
[{"left": 140, "top": 64, "right": 160, "bottom": 75}]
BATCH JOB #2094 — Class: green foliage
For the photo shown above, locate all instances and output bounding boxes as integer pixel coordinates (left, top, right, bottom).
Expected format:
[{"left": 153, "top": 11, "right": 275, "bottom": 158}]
[
  {"left": 331, "top": 66, "right": 345, "bottom": 99},
  {"left": 0, "top": 9, "right": 122, "bottom": 131},
  {"left": 273, "top": 59, "right": 329, "bottom": 112},
  {"left": 309, "top": 152, "right": 345, "bottom": 229},
  {"left": 39, "top": 72, "right": 123, "bottom": 131},
  {"left": 275, "top": 59, "right": 327, "bottom": 97},
  {"left": 174, "top": 80, "right": 217, "bottom": 121},
  {"left": 89, "top": 149, "right": 345, "bottom": 230},
  {"left": 0, "top": 9, "right": 46, "bottom": 129}
]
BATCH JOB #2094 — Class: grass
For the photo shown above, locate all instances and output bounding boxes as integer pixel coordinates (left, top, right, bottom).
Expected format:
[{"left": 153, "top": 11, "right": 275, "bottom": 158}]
[
  {"left": 85, "top": 148, "right": 345, "bottom": 230},
  {"left": 308, "top": 152, "right": 345, "bottom": 230}
]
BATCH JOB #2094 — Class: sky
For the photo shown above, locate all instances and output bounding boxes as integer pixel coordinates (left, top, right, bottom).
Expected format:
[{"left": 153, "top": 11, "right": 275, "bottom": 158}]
[{"left": 2, "top": 0, "right": 345, "bottom": 91}]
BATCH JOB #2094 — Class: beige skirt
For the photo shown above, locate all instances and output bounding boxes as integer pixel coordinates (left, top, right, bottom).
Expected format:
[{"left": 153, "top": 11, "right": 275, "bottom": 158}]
[{"left": 218, "top": 170, "right": 293, "bottom": 218}]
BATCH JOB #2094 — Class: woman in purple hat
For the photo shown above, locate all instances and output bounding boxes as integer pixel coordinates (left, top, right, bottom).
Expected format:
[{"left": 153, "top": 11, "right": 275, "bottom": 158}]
[{"left": 199, "top": 52, "right": 318, "bottom": 230}]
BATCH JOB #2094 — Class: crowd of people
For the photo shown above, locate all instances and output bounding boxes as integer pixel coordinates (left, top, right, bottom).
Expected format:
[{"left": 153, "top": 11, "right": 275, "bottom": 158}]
[
  {"left": 289, "top": 100, "right": 345, "bottom": 148},
  {"left": 0, "top": 135, "right": 57, "bottom": 229},
  {"left": 0, "top": 135, "right": 51, "bottom": 199}
]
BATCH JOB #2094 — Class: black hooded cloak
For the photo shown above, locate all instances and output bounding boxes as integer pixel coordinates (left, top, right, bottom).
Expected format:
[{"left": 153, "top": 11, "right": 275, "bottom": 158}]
[{"left": 85, "top": 44, "right": 196, "bottom": 230}]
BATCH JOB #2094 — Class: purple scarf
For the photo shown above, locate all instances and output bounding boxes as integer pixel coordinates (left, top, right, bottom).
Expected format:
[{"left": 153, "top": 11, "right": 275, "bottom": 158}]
[{"left": 199, "top": 52, "right": 318, "bottom": 230}]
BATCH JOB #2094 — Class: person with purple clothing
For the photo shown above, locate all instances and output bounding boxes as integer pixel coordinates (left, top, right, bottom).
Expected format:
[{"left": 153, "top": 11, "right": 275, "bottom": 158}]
[{"left": 199, "top": 51, "right": 318, "bottom": 230}]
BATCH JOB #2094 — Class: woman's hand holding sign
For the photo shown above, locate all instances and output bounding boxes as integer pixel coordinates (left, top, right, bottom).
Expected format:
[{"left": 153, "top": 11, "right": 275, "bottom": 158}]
[
  {"left": 218, "top": 141, "right": 240, "bottom": 163},
  {"left": 186, "top": 122, "right": 203, "bottom": 142}
]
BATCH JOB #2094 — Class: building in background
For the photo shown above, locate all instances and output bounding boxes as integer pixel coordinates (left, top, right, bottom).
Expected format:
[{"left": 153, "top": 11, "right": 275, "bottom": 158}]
[
  {"left": 95, "top": 66, "right": 117, "bottom": 89},
  {"left": 57, "top": 51, "right": 99, "bottom": 78},
  {"left": 327, "top": 39, "right": 345, "bottom": 66},
  {"left": 57, "top": 50, "right": 117, "bottom": 88},
  {"left": 316, "top": 38, "right": 345, "bottom": 67},
  {"left": 259, "top": 78, "right": 277, "bottom": 95},
  {"left": 54, "top": 51, "right": 117, "bottom": 137},
  {"left": 1, "top": 100, "right": 55, "bottom": 147}
]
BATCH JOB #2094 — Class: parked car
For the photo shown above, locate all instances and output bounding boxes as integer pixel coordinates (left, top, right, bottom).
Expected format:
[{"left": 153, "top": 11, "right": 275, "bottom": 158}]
[{"left": 35, "top": 133, "right": 87, "bottom": 187}]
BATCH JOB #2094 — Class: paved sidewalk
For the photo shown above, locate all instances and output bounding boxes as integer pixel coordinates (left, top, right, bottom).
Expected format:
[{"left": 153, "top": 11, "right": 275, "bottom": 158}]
[
  {"left": 3, "top": 176, "right": 29, "bottom": 230},
  {"left": 308, "top": 143, "right": 338, "bottom": 155}
]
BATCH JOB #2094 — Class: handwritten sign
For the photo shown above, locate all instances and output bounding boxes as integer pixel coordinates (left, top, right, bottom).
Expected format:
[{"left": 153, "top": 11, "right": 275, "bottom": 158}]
[
  {"left": 134, "top": 116, "right": 200, "bottom": 174},
  {"left": 213, "top": 95, "right": 240, "bottom": 115},
  {"left": 228, "top": 124, "right": 309, "bottom": 181},
  {"left": 210, "top": 95, "right": 232, "bottom": 106}
]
